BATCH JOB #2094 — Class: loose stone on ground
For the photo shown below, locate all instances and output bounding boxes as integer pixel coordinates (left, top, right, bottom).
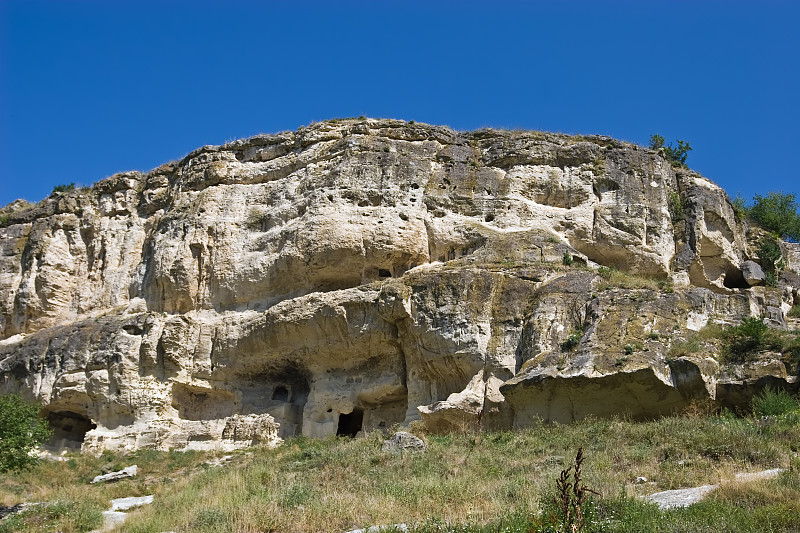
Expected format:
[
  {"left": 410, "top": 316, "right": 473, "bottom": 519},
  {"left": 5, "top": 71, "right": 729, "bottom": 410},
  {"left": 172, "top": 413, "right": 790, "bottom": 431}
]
[{"left": 645, "top": 468, "right": 785, "bottom": 509}]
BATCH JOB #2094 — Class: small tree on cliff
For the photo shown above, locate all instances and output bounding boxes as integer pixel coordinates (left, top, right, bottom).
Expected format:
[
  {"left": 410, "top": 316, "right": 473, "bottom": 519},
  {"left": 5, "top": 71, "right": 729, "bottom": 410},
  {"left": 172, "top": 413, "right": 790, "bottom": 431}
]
[
  {"left": 749, "top": 192, "right": 800, "bottom": 242},
  {"left": 0, "top": 393, "right": 52, "bottom": 473},
  {"left": 649, "top": 134, "right": 692, "bottom": 167}
]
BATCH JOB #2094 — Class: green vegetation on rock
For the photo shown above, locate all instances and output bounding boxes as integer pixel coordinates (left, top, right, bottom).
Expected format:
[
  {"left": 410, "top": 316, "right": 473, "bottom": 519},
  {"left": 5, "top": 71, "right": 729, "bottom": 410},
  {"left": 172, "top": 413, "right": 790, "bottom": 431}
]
[
  {"left": 50, "top": 183, "right": 76, "bottom": 195},
  {"left": 649, "top": 134, "right": 692, "bottom": 167},
  {"left": 748, "top": 192, "right": 800, "bottom": 242},
  {"left": 723, "top": 317, "right": 770, "bottom": 363},
  {"left": 667, "top": 190, "right": 685, "bottom": 223}
]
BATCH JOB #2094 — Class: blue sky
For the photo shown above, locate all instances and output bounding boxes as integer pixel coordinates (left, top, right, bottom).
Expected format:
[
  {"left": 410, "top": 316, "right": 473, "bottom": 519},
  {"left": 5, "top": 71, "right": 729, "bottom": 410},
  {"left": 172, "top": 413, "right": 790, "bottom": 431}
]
[{"left": 1, "top": 1, "right": 798, "bottom": 207}]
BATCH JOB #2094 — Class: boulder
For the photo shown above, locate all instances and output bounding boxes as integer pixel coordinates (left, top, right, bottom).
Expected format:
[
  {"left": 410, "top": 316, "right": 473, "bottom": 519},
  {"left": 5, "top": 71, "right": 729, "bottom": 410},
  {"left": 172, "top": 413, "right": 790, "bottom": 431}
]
[
  {"left": 382, "top": 432, "right": 426, "bottom": 453},
  {"left": 91, "top": 465, "right": 137, "bottom": 484},
  {"left": 741, "top": 260, "right": 765, "bottom": 286}
]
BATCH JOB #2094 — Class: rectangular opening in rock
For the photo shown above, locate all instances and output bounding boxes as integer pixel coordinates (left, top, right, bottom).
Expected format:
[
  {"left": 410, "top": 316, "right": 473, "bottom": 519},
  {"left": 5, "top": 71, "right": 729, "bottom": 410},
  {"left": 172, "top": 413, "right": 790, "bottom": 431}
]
[
  {"left": 336, "top": 408, "right": 364, "bottom": 437},
  {"left": 271, "top": 385, "right": 290, "bottom": 402},
  {"left": 44, "top": 411, "right": 97, "bottom": 451}
]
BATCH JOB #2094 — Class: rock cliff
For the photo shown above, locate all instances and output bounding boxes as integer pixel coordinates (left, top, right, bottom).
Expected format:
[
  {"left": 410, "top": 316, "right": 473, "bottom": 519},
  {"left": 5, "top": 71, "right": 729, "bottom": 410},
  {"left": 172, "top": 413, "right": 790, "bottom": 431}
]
[{"left": 0, "top": 118, "right": 797, "bottom": 453}]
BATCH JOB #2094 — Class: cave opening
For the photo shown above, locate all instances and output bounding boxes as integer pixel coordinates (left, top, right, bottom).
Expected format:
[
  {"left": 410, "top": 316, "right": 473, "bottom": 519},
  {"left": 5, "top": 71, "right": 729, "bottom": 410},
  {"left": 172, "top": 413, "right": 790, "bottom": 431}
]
[
  {"left": 336, "top": 408, "right": 364, "bottom": 437},
  {"left": 378, "top": 269, "right": 392, "bottom": 278},
  {"left": 44, "top": 411, "right": 97, "bottom": 451},
  {"left": 723, "top": 266, "right": 749, "bottom": 289}
]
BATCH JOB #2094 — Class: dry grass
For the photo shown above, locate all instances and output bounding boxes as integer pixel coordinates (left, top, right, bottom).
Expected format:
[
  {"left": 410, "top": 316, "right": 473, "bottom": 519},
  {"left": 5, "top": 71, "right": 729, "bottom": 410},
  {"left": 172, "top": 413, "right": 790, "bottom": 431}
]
[
  {"left": 119, "top": 413, "right": 799, "bottom": 533},
  {"left": 2, "top": 410, "right": 800, "bottom": 532},
  {"left": 595, "top": 266, "right": 670, "bottom": 292}
]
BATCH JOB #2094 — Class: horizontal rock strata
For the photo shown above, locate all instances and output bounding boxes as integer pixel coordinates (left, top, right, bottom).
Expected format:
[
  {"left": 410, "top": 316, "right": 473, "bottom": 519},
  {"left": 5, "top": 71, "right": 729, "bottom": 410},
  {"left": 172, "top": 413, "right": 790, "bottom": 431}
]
[{"left": 0, "top": 118, "right": 797, "bottom": 452}]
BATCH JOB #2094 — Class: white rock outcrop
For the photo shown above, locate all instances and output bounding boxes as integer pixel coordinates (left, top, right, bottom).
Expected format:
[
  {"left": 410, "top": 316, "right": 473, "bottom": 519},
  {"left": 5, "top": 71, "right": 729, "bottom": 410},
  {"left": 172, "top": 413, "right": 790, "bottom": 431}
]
[{"left": 0, "top": 119, "right": 796, "bottom": 452}]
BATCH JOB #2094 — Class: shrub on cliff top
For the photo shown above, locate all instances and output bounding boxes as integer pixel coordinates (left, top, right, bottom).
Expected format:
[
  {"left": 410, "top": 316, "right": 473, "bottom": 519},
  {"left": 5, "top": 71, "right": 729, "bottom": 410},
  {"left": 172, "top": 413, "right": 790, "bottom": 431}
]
[
  {"left": 649, "top": 134, "right": 692, "bottom": 167},
  {"left": 50, "top": 183, "right": 75, "bottom": 195},
  {"left": 748, "top": 192, "right": 800, "bottom": 242}
]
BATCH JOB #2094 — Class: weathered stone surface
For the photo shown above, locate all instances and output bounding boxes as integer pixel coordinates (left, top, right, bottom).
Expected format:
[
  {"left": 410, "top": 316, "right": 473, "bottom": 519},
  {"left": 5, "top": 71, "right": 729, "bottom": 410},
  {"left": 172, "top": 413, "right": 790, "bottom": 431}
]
[
  {"left": 645, "top": 468, "right": 784, "bottom": 510},
  {"left": 91, "top": 465, "right": 137, "bottom": 483},
  {"left": 110, "top": 495, "right": 154, "bottom": 511},
  {"left": 741, "top": 260, "right": 765, "bottom": 286},
  {"left": 0, "top": 119, "right": 796, "bottom": 452},
  {"left": 382, "top": 431, "right": 426, "bottom": 453},
  {"left": 646, "top": 485, "right": 717, "bottom": 510}
]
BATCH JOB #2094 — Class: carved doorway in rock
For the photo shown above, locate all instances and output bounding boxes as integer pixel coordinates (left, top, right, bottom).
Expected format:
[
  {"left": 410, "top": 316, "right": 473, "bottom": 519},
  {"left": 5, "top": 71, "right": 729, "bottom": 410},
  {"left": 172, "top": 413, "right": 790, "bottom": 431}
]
[
  {"left": 336, "top": 408, "right": 364, "bottom": 437},
  {"left": 44, "top": 411, "right": 97, "bottom": 451}
]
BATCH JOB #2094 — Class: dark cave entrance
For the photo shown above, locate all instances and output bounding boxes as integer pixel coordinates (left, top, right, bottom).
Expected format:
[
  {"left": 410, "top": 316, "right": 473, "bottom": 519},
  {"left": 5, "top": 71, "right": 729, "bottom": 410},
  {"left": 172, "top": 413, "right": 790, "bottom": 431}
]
[
  {"left": 336, "top": 408, "right": 364, "bottom": 437},
  {"left": 723, "top": 266, "right": 749, "bottom": 289},
  {"left": 45, "top": 411, "right": 97, "bottom": 451},
  {"left": 272, "top": 385, "right": 290, "bottom": 402}
]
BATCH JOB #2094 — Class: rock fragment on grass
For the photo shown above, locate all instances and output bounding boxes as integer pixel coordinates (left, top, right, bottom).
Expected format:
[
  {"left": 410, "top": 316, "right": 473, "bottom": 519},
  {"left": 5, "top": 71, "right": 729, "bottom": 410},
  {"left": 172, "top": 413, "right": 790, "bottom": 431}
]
[{"left": 91, "top": 465, "right": 137, "bottom": 483}]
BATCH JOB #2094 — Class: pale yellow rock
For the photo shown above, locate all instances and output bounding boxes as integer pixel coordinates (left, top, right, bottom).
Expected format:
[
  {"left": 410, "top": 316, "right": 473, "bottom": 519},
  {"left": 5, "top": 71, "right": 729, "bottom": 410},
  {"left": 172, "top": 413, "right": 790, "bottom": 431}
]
[{"left": 0, "top": 119, "right": 795, "bottom": 452}]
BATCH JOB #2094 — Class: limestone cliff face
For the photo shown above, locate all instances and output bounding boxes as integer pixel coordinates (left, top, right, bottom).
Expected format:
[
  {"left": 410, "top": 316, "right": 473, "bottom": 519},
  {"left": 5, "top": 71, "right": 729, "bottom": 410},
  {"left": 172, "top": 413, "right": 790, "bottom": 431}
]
[{"left": 0, "top": 119, "right": 796, "bottom": 452}]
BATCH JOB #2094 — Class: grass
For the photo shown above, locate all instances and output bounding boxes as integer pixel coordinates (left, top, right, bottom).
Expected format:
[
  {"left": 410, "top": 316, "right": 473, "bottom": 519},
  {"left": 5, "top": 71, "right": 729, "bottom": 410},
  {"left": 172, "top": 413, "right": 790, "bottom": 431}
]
[
  {"left": 1, "top": 410, "right": 796, "bottom": 532},
  {"left": 667, "top": 324, "right": 725, "bottom": 359},
  {"left": 595, "top": 266, "right": 670, "bottom": 292},
  {"left": 0, "top": 448, "right": 230, "bottom": 532},
  {"left": 665, "top": 319, "right": 800, "bottom": 367},
  {"left": 2, "top": 396, "right": 800, "bottom": 532}
]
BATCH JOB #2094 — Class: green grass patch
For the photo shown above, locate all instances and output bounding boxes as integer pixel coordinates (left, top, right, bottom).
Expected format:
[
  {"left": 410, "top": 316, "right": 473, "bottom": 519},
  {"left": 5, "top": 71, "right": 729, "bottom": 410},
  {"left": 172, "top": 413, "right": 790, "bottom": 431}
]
[
  {"left": 596, "top": 266, "right": 665, "bottom": 291},
  {"left": 3, "top": 412, "right": 800, "bottom": 532}
]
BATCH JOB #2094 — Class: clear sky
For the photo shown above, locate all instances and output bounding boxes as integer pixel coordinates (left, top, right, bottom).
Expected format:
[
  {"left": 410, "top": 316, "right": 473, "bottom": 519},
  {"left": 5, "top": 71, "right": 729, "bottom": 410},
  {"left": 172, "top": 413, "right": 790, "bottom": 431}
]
[{"left": 1, "top": 1, "right": 798, "bottom": 207}]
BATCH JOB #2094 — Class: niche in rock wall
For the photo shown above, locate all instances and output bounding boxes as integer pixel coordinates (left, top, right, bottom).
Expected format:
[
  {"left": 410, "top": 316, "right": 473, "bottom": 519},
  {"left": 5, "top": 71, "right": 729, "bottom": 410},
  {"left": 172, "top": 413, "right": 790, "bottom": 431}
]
[
  {"left": 723, "top": 266, "right": 749, "bottom": 289},
  {"left": 360, "top": 399, "right": 407, "bottom": 432},
  {"left": 44, "top": 411, "right": 97, "bottom": 451},
  {"left": 238, "top": 364, "right": 311, "bottom": 438},
  {"left": 337, "top": 408, "right": 364, "bottom": 437},
  {"left": 171, "top": 384, "right": 236, "bottom": 421},
  {"left": 272, "top": 385, "right": 289, "bottom": 402}
]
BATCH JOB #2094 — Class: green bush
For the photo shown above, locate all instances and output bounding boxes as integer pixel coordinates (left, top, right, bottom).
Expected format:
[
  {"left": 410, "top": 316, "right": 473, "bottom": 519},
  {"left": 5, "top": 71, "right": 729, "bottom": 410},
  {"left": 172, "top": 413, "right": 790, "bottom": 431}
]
[
  {"left": 752, "top": 386, "right": 800, "bottom": 417},
  {"left": 51, "top": 183, "right": 75, "bottom": 195},
  {"left": 668, "top": 190, "right": 685, "bottom": 222},
  {"left": 723, "top": 317, "right": 769, "bottom": 363},
  {"left": 758, "top": 236, "right": 783, "bottom": 274},
  {"left": 561, "top": 331, "right": 582, "bottom": 352},
  {"left": 748, "top": 192, "right": 800, "bottom": 242},
  {"left": 623, "top": 344, "right": 635, "bottom": 356},
  {"left": 731, "top": 195, "right": 749, "bottom": 221},
  {"left": 562, "top": 251, "right": 574, "bottom": 266},
  {"left": 649, "top": 134, "right": 692, "bottom": 167},
  {"left": 0, "top": 394, "right": 52, "bottom": 473}
]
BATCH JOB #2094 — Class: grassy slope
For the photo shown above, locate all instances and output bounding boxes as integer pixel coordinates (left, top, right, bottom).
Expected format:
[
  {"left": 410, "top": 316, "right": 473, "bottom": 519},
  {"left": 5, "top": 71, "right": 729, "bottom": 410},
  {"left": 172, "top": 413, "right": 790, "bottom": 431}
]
[{"left": 3, "top": 406, "right": 800, "bottom": 533}]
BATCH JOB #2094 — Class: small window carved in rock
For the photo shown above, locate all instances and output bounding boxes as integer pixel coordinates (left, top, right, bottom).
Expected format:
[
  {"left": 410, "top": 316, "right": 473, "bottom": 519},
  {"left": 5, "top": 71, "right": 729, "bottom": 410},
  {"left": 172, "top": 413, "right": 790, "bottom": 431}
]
[
  {"left": 272, "top": 385, "right": 289, "bottom": 402},
  {"left": 378, "top": 269, "right": 392, "bottom": 278}
]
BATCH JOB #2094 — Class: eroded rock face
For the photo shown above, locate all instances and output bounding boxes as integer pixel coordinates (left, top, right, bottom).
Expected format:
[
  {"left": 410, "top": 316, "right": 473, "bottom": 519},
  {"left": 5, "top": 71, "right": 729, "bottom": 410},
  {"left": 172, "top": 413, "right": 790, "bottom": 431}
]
[{"left": 0, "top": 119, "right": 796, "bottom": 452}]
